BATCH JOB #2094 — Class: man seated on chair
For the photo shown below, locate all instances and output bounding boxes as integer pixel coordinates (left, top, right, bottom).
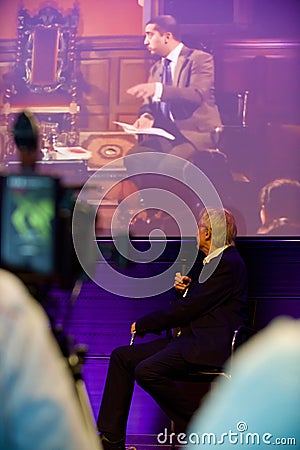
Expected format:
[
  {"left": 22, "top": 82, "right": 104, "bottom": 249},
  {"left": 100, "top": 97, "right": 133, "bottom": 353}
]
[
  {"left": 124, "top": 14, "right": 222, "bottom": 197},
  {"left": 97, "top": 208, "right": 248, "bottom": 450}
]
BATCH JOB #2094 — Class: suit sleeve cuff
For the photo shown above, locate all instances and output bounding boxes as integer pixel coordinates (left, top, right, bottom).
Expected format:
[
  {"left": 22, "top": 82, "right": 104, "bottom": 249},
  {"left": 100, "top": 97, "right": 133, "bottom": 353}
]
[{"left": 153, "top": 82, "right": 163, "bottom": 102}]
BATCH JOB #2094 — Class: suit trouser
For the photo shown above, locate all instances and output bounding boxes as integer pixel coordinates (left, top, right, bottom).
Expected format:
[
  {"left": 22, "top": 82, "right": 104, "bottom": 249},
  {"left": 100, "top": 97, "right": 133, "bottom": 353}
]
[
  {"left": 125, "top": 135, "right": 195, "bottom": 187},
  {"left": 97, "top": 337, "right": 198, "bottom": 441},
  {"left": 124, "top": 137, "right": 203, "bottom": 220}
]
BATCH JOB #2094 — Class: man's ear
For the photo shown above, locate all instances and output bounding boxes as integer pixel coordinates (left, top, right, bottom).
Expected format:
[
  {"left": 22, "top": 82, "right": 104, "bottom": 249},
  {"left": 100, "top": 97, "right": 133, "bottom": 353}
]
[
  {"left": 164, "top": 31, "right": 172, "bottom": 43},
  {"left": 205, "top": 227, "right": 212, "bottom": 241}
]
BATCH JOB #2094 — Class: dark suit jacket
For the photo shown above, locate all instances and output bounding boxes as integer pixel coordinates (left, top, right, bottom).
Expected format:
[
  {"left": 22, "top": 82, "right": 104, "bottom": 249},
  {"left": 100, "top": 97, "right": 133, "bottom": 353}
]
[
  {"left": 141, "top": 45, "right": 222, "bottom": 149},
  {"left": 135, "top": 246, "right": 248, "bottom": 367}
]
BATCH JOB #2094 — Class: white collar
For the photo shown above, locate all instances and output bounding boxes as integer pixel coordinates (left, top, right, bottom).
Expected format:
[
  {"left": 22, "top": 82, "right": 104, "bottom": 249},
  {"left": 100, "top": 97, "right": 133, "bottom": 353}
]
[
  {"left": 203, "top": 244, "right": 232, "bottom": 265},
  {"left": 165, "top": 42, "right": 184, "bottom": 65}
]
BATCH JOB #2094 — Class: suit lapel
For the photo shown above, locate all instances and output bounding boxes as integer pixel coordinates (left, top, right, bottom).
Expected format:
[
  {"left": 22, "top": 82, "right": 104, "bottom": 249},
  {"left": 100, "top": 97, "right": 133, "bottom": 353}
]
[
  {"left": 151, "top": 60, "right": 162, "bottom": 81},
  {"left": 174, "top": 46, "right": 192, "bottom": 86}
]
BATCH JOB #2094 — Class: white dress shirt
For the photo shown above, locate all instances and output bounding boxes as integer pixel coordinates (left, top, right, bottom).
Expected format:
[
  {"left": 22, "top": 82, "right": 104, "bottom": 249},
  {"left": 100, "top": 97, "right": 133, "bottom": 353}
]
[{"left": 153, "top": 42, "right": 184, "bottom": 101}]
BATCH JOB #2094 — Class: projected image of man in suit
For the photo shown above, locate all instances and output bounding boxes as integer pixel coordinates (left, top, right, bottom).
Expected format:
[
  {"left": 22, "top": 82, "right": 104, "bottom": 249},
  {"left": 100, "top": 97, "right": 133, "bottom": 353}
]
[{"left": 125, "top": 15, "right": 222, "bottom": 192}]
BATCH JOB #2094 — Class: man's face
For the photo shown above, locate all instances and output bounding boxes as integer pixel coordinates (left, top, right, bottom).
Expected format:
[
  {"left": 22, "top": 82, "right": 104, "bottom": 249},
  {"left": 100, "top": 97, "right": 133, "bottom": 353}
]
[{"left": 144, "top": 23, "right": 168, "bottom": 57}]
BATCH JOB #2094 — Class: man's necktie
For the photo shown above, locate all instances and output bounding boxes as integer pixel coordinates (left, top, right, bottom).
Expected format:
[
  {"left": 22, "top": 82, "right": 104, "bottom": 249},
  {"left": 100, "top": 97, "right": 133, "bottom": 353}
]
[
  {"left": 162, "top": 58, "right": 172, "bottom": 85},
  {"left": 160, "top": 58, "right": 172, "bottom": 118}
]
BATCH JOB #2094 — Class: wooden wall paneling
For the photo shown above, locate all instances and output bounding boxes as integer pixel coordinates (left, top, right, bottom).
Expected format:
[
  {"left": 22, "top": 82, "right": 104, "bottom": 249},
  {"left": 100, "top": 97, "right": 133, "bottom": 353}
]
[
  {"left": 113, "top": 56, "right": 150, "bottom": 127},
  {"left": 215, "top": 39, "right": 300, "bottom": 185},
  {"left": 214, "top": 50, "right": 260, "bottom": 183},
  {"left": 111, "top": 53, "right": 150, "bottom": 127},
  {"left": 216, "top": 48, "right": 265, "bottom": 128},
  {"left": 264, "top": 55, "right": 300, "bottom": 122},
  {"left": 217, "top": 40, "right": 300, "bottom": 127},
  {"left": 118, "top": 57, "right": 148, "bottom": 106},
  {"left": 78, "top": 46, "right": 149, "bottom": 132},
  {"left": 79, "top": 57, "right": 111, "bottom": 130},
  {"left": 216, "top": 52, "right": 252, "bottom": 94},
  {"left": 263, "top": 123, "right": 300, "bottom": 182},
  {"left": 107, "top": 55, "right": 120, "bottom": 128}
]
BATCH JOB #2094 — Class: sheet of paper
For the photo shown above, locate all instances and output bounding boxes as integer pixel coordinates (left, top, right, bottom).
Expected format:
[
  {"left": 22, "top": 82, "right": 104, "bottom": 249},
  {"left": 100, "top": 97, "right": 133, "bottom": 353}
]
[{"left": 113, "top": 121, "right": 175, "bottom": 140}]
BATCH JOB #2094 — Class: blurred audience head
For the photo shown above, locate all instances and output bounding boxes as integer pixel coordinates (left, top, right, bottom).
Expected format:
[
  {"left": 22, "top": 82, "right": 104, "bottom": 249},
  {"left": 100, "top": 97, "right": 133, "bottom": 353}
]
[
  {"left": 12, "top": 110, "right": 39, "bottom": 170},
  {"left": 257, "top": 178, "right": 300, "bottom": 235}
]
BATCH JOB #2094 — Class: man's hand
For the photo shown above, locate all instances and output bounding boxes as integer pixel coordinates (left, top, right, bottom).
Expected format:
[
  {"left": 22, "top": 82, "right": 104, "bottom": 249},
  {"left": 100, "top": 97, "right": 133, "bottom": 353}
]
[
  {"left": 127, "top": 83, "right": 156, "bottom": 100},
  {"left": 174, "top": 272, "right": 191, "bottom": 292},
  {"left": 130, "top": 322, "right": 136, "bottom": 335},
  {"left": 133, "top": 113, "right": 154, "bottom": 129}
]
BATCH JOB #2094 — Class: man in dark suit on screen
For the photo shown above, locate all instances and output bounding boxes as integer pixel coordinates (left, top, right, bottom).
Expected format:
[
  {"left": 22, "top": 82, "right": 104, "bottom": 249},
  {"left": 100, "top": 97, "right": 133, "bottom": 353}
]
[{"left": 97, "top": 208, "right": 248, "bottom": 450}]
